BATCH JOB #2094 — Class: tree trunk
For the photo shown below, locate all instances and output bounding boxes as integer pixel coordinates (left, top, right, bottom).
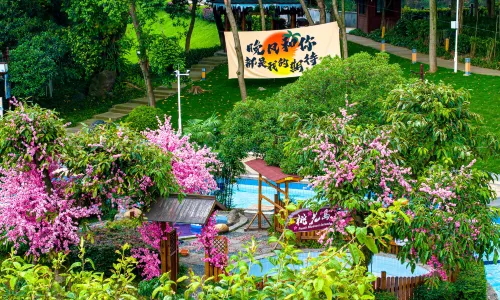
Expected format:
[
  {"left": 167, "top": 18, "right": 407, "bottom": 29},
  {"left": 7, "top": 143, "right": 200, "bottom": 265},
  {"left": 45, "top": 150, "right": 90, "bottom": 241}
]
[
  {"left": 332, "top": 0, "right": 348, "bottom": 58},
  {"left": 224, "top": 0, "right": 247, "bottom": 101},
  {"left": 258, "top": 0, "right": 266, "bottom": 30},
  {"left": 185, "top": 0, "right": 198, "bottom": 54},
  {"left": 474, "top": 0, "right": 479, "bottom": 18},
  {"left": 318, "top": 0, "right": 327, "bottom": 24},
  {"left": 429, "top": 0, "right": 438, "bottom": 73},
  {"left": 298, "top": 0, "right": 315, "bottom": 25},
  {"left": 487, "top": 0, "right": 495, "bottom": 18},
  {"left": 458, "top": 0, "right": 464, "bottom": 33},
  {"left": 129, "top": 1, "right": 156, "bottom": 107},
  {"left": 381, "top": 0, "right": 387, "bottom": 29}
]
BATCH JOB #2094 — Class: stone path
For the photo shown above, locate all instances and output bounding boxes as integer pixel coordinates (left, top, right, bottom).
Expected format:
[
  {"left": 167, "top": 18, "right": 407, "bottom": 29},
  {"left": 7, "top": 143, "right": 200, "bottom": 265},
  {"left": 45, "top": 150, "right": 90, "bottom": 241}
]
[
  {"left": 66, "top": 51, "right": 227, "bottom": 134},
  {"left": 347, "top": 34, "right": 500, "bottom": 77}
]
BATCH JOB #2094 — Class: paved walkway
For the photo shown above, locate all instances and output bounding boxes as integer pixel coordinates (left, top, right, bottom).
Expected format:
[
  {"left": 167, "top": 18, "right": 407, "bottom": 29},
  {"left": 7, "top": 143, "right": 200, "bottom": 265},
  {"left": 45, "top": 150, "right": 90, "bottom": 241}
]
[
  {"left": 66, "top": 52, "right": 227, "bottom": 134},
  {"left": 347, "top": 34, "right": 500, "bottom": 77}
]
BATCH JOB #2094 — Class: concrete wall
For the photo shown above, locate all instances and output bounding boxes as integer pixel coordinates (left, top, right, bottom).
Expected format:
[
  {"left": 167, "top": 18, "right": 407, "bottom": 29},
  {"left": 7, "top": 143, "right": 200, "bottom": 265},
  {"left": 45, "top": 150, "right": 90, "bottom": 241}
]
[{"left": 307, "top": 9, "right": 357, "bottom": 27}]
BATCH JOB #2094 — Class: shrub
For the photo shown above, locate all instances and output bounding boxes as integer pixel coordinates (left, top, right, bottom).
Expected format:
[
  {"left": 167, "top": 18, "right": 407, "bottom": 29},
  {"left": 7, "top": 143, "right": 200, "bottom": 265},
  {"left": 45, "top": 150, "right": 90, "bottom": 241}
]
[
  {"left": 125, "top": 106, "right": 164, "bottom": 132},
  {"left": 138, "top": 277, "right": 162, "bottom": 298},
  {"left": 374, "top": 291, "right": 398, "bottom": 300},
  {"left": 185, "top": 46, "right": 222, "bottom": 67},
  {"left": 413, "top": 281, "right": 455, "bottom": 300},
  {"left": 67, "top": 226, "right": 147, "bottom": 276},
  {"left": 220, "top": 52, "right": 406, "bottom": 174},
  {"left": 454, "top": 261, "right": 487, "bottom": 300}
]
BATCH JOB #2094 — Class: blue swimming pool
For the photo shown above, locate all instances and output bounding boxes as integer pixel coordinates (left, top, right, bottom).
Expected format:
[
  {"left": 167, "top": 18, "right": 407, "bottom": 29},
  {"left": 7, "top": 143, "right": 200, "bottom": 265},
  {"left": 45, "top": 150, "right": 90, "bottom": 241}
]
[
  {"left": 230, "top": 177, "right": 316, "bottom": 208},
  {"left": 485, "top": 217, "right": 500, "bottom": 297},
  {"left": 248, "top": 252, "right": 429, "bottom": 277}
]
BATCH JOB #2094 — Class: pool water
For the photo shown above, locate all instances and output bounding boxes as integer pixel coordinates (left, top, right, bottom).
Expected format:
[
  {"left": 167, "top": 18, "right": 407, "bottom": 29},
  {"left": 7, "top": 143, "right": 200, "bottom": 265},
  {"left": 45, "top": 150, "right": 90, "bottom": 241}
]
[
  {"left": 248, "top": 252, "right": 429, "bottom": 277},
  {"left": 173, "top": 215, "right": 227, "bottom": 237},
  {"left": 231, "top": 178, "right": 316, "bottom": 208},
  {"left": 485, "top": 217, "right": 500, "bottom": 297}
]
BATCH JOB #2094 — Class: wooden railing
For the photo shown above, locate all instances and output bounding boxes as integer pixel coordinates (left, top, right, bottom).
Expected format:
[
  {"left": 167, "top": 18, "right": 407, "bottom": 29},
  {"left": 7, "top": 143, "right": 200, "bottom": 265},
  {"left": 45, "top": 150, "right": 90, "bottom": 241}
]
[
  {"left": 373, "top": 271, "right": 426, "bottom": 300},
  {"left": 204, "top": 236, "right": 228, "bottom": 282}
]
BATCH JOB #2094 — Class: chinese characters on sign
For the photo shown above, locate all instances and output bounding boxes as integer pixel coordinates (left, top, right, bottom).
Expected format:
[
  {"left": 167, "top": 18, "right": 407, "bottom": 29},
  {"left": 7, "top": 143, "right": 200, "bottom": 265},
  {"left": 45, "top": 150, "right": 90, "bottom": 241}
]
[
  {"left": 287, "top": 207, "right": 334, "bottom": 232},
  {"left": 225, "top": 22, "right": 341, "bottom": 79}
]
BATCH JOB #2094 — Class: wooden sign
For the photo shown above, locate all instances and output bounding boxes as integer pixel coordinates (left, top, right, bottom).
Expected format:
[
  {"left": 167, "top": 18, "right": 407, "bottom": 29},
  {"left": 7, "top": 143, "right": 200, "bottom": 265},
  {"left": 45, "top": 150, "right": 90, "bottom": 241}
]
[{"left": 287, "top": 207, "right": 334, "bottom": 232}]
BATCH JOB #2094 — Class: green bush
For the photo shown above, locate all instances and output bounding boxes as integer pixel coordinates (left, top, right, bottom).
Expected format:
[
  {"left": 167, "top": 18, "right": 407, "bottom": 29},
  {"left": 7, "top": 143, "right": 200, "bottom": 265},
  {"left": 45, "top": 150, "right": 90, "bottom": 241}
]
[
  {"left": 67, "top": 226, "right": 147, "bottom": 277},
  {"left": 454, "top": 261, "right": 487, "bottom": 300},
  {"left": 138, "top": 277, "right": 162, "bottom": 298},
  {"left": 125, "top": 106, "right": 164, "bottom": 132},
  {"left": 220, "top": 52, "right": 406, "bottom": 174},
  {"left": 185, "top": 46, "right": 222, "bottom": 67},
  {"left": 413, "top": 261, "right": 487, "bottom": 300},
  {"left": 414, "top": 281, "right": 455, "bottom": 300},
  {"left": 374, "top": 291, "right": 398, "bottom": 300}
]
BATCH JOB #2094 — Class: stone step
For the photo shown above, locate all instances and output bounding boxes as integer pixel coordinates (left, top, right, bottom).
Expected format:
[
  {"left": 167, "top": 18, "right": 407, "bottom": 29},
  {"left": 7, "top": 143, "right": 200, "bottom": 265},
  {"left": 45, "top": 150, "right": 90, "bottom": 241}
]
[
  {"left": 110, "top": 107, "right": 133, "bottom": 114},
  {"left": 65, "top": 125, "right": 83, "bottom": 134},
  {"left": 153, "top": 89, "right": 177, "bottom": 96},
  {"left": 194, "top": 61, "right": 220, "bottom": 67},
  {"left": 200, "top": 57, "right": 227, "bottom": 63},
  {"left": 156, "top": 84, "right": 185, "bottom": 91},
  {"left": 131, "top": 98, "right": 149, "bottom": 104},
  {"left": 189, "top": 65, "right": 215, "bottom": 72},
  {"left": 93, "top": 112, "right": 127, "bottom": 121},
  {"left": 82, "top": 118, "right": 103, "bottom": 126},
  {"left": 113, "top": 102, "right": 144, "bottom": 110},
  {"left": 214, "top": 50, "right": 227, "bottom": 57}
]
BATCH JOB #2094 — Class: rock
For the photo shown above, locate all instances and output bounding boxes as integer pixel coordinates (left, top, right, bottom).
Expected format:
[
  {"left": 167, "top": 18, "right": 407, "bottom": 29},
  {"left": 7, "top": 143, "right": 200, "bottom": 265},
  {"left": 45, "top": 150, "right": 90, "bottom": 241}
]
[
  {"left": 227, "top": 210, "right": 239, "bottom": 226},
  {"left": 215, "top": 223, "right": 229, "bottom": 233},
  {"left": 88, "top": 70, "right": 117, "bottom": 99},
  {"left": 124, "top": 208, "right": 142, "bottom": 219},
  {"left": 258, "top": 87, "right": 266, "bottom": 91}
]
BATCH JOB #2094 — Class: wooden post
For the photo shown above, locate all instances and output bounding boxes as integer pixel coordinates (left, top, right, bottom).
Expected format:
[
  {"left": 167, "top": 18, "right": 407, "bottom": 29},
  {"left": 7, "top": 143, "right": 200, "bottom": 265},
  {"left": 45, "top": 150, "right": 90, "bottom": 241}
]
[
  {"left": 241, "top": 11, "right": 246, "bottom": 31},
  {"left": 381, "top": 271, "right": 387, "bottom": 290},
  {"left": 224, "top": 13, "right": 230, "bottom": 31},
  {"left": 271, "top": 18, "right": 276, "bottom": 30},
  {"left": 291, "top": 14, "right": 296, "bottom": 28},
  {"left": 160, "top": 222, "right": 168, "bottom": 274},
  {"left": 258, "top": 174, "right": 262, "bottom": 229},
  {"left": 285, "top": 181, "right": 289, "bottom": 200}
]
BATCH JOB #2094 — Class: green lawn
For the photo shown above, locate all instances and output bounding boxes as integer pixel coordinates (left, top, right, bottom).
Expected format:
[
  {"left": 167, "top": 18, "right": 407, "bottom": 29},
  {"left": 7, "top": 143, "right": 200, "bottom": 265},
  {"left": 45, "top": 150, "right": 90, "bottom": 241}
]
[
  {"left": 157, "top": 41, "right": 500, "bottom": 173},
  {"left": 124, "top": 12, "right": 220, "bottom": 63}
]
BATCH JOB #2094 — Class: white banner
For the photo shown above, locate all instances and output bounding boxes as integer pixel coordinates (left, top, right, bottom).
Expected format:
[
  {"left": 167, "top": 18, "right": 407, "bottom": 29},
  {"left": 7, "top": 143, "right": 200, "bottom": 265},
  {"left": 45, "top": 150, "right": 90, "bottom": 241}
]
[{"left": 224, "top": 22, "right": 341, "bottom": 79}]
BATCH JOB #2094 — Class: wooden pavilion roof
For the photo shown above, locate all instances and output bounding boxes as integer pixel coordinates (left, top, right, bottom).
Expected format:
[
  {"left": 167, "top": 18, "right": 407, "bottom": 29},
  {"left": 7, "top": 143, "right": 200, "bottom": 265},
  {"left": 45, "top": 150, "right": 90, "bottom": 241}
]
[
  {"left": 145, "top": 194, "right": 226, "bottom": 225},
  {"left": 245, "top": 158, "right": 301, "bottom": 183},
  {"left": 212, "top": 0, "right": 303, "bottom": 13}
]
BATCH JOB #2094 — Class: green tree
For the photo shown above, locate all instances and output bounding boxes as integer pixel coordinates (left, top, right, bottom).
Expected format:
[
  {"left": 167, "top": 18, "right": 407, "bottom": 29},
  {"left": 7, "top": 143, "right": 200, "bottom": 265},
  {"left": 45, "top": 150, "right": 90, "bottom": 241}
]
[
  {"left": 219, "top": 52, "right": 406, "bottom": 175},
  {"left": 381, "top": 80, "right": 498, "bottom": 177}
]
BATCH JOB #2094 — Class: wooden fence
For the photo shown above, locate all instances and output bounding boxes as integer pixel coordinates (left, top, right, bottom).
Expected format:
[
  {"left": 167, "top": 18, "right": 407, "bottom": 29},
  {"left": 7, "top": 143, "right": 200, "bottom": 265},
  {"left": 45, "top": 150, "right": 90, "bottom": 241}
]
[
  {"left": 373, "top": 271, "right": 426, "bottom": 300},
  {"left": 204, "top": 236, "right": 228, "bottom": 282}
]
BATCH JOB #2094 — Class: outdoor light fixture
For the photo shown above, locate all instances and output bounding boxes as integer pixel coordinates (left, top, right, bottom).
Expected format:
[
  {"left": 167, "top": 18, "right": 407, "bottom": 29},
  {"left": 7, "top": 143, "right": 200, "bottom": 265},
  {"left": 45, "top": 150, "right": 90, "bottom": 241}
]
[
  {"left": 174, "top": 67, "right": 190, "bottom": 135},
  {"left": 0, "top": 62, "right": 7, "bottom": 74},
  {"left": 136, "top": 50, "right": 141, "bottom": 56}
]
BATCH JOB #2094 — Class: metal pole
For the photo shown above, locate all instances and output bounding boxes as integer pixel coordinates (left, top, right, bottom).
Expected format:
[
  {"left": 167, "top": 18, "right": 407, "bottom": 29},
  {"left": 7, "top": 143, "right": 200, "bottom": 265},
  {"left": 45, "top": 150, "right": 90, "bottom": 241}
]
[
  {"left": 177, "top": 69, "right": 182, "bottom": 135},
  {"left": 454, "top": 0, "right": 459, "bottom": 73}
]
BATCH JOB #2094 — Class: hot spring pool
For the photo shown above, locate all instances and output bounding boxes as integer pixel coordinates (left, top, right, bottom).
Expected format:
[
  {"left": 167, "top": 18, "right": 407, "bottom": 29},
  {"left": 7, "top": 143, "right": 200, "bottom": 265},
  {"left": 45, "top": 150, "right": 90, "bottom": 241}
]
[
  {"left": 230, "top": 177, "right": 316, "bottom": 208},
  {"left": 248, "top": 252, "right": 429, "bottom": 277},
  {"left": 174, "top": 215, "right": 227, "bottom": 238}
]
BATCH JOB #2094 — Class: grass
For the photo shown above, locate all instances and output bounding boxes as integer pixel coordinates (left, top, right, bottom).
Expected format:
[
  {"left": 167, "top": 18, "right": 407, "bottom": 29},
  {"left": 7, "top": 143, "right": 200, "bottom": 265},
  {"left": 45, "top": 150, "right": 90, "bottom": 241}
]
[
  {"left": 156, "top": 66, "right": 297, "bottom": 129},
  {"left": 124, "top": 12, "right": 220, "bottom": 63},
  {"left": 157, "top": 41, "right": 500, "bottom": 173},
  {"left": 347, "top": 42, "right": 500, "bottom": 173}
]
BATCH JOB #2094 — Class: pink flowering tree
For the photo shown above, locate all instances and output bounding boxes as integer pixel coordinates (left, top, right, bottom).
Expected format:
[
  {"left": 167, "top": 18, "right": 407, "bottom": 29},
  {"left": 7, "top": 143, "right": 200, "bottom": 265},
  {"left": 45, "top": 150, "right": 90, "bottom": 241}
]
[
  {"left": 132, "top": 222, "right": 173, "bottom": 280},
  {"left": 286, "top": 105, "right": 414, "bottom": 265},
  {"left": 193, "top": 213, "right": 229, "bottom": 269},
  {"left": 0, "top": 101, "right": 98, "bottom": 257},
  {"left": 392, "top": 163, "right": 500, "bottom": 284},
  {"left": 143, "top": 116, "right": 220, "bottom": 194},
  {"left": 61, "top": 123, "right": 179, "bottom": 211}
]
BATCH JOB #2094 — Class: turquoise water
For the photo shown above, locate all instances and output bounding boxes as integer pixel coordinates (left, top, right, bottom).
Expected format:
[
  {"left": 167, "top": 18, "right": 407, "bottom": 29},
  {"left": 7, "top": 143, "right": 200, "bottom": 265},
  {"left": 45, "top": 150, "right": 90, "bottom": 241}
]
[
  {"left": 485, "top": 217, "right": 500, "bottom": 297},
  {"left": 231, "top": 178, "right": 316, "bottom": 208},
  {"left": 248, "top": 252, "right": 429, "bottom": 277}
]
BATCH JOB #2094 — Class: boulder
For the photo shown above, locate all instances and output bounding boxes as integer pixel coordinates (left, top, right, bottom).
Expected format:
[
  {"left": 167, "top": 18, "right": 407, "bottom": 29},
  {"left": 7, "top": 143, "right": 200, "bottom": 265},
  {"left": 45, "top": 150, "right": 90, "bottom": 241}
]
[
  {"left": 215, "top": 223, "right": 229, "bottom": 233},
  {"left": 227, "top": 210, "right": 239, "bottom": 226},
  {"left": 88, "top": 70, "right": 117, "bottom": 99},
  {"left": 124, "top": 208, "right": 142, "bottom": 219}
]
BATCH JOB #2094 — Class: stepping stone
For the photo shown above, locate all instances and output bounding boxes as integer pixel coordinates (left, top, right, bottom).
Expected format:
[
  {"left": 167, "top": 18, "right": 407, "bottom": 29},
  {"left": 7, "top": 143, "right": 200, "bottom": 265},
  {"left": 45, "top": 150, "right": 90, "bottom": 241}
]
[
  {"left": 156, "top": 85, "right": 184, "bottom": 91},
  {"left": 113, "top": 103, "right": 144, "bottom": 110},
  {"left": 93, "top": 112, "right": 127, "bottom": 121},
  {"left": 131, "top": 98, "right": 149, "bottom": 104}
]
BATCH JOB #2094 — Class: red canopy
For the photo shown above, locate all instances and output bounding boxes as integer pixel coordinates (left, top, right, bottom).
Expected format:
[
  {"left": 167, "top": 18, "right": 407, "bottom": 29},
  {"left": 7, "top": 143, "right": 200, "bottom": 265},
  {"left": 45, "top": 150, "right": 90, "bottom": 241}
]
[{"left": 245, "top": 159, "right": 301, "bottom": 183}]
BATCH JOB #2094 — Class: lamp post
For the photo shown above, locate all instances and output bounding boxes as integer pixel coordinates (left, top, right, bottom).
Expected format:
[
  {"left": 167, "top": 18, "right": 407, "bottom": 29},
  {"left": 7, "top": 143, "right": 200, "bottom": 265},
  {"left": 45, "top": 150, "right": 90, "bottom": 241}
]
[
  {"left": 0, "top": 62, "right": 8, "bottom": 118},
  {"left": 174, "top": 67, "right": 190, "bottom": 135},
  {"left": 453, "top": 0, "right": 459, "bottom": 73}
]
